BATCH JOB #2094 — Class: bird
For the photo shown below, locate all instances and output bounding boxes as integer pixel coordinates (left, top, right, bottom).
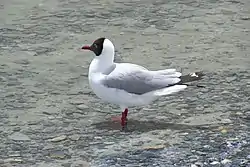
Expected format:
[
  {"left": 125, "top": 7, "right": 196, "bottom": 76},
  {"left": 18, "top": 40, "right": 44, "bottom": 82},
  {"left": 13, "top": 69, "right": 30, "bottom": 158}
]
[{"left": 81, "top": 37, "right": 205, "bottom": 130}]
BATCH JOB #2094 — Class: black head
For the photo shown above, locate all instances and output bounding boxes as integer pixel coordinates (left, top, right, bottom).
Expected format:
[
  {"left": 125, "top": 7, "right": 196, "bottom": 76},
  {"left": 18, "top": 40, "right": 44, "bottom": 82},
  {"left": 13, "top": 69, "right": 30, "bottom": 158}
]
[{"left": 82, "top": 37, "right": 105, "bottom": 56}]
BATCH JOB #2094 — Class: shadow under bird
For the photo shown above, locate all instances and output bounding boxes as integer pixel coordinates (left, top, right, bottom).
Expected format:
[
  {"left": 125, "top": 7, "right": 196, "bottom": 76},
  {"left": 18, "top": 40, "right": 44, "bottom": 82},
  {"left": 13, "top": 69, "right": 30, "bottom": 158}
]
[{"left": 81, "top": 37, "right": 205, "bottom": 131}]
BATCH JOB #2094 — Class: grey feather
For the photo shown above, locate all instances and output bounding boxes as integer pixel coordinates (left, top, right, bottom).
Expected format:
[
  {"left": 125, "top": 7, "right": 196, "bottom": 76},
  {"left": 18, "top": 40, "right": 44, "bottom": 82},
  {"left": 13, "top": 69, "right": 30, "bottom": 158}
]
[{"left": 102, "top": 70, "right": 180, "bottom": 95}]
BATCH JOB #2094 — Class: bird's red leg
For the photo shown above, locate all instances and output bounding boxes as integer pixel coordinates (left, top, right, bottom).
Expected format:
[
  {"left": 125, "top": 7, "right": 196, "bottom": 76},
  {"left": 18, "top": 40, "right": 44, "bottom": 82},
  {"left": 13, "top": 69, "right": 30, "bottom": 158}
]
[
  {"left": 121, "top": 108, "right": 128, "bottom": 129},
  {"left": 111, "top": 108, "right": 128, "bottom": 130}
]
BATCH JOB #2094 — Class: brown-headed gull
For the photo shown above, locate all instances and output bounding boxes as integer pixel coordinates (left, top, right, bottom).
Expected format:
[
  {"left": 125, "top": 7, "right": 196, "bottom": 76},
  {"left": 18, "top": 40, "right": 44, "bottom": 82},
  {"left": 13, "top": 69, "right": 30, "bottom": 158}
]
[{"left": 81, "top": 37, "right": 205, "bottom": 130}]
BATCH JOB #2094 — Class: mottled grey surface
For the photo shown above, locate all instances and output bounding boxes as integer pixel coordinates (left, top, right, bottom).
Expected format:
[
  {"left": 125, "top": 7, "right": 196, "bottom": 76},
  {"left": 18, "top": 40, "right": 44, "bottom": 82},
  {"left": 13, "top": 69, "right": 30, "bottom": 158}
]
[{"left": 0, "top": 0, "right": 250, "bottom": 167}]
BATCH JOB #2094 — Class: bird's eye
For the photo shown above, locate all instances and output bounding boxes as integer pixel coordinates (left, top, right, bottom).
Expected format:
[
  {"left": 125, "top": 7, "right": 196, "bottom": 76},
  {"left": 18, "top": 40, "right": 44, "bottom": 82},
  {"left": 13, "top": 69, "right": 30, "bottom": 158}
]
[{"left": 93, "top": 44, "right": 98, "bottom": 48}]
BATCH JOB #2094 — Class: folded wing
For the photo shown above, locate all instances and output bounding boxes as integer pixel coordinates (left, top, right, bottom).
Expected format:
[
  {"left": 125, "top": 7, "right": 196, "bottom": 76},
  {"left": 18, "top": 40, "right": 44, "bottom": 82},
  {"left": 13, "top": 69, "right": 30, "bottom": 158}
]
[{"left": 101, "top": 67, "right": 181, "bottom": 95}]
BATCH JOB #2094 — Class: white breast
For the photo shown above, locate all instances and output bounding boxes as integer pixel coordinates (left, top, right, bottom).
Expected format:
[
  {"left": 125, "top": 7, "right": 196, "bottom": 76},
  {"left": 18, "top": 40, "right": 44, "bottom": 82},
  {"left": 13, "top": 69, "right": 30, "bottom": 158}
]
[
  {"left": 88, "top": 59, "right": 156, "bottom": 107},
  {"left": 88, "top": 72, "right": 156, "bottom": 107}
]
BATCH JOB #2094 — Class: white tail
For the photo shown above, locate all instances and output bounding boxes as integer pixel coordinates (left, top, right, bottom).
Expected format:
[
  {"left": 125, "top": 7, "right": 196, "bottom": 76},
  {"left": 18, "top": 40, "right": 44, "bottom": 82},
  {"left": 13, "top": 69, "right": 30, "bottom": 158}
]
[{"left": 154, "top": 85, "right": 187, "bottom": 96}]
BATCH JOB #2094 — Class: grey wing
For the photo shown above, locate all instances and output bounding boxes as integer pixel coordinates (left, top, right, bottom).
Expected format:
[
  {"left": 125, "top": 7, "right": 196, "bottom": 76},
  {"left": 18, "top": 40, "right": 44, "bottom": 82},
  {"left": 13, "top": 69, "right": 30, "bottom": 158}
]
[{"left": 101, "top": 70, "right": 181, "bottom": 95}]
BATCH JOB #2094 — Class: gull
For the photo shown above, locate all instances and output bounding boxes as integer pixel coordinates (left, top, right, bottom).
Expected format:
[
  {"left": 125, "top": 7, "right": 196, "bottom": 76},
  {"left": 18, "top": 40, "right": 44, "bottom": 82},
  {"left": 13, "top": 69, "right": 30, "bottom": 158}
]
[{"left": 81, "top": 37, "right": 205, "bottom": 130}]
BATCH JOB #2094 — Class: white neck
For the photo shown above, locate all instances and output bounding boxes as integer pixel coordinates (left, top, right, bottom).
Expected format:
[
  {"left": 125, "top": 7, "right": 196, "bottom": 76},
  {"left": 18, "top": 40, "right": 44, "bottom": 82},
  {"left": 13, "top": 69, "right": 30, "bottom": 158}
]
[{"left": 89, "top": 54, "right": 114, "bottom": 74}]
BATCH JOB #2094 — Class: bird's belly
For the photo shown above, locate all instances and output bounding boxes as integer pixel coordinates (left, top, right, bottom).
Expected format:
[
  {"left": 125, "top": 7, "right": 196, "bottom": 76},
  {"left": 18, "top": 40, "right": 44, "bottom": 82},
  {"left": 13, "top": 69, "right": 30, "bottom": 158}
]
[{"left": 89, "top": 82, "right": 154, "bottom": 107}]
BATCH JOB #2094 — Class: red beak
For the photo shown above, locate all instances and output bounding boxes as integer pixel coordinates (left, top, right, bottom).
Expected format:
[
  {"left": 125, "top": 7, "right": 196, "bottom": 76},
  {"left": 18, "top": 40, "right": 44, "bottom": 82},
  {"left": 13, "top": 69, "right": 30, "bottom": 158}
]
[{"left": 81, "top": 45, "right": 91, "bottom": 50}]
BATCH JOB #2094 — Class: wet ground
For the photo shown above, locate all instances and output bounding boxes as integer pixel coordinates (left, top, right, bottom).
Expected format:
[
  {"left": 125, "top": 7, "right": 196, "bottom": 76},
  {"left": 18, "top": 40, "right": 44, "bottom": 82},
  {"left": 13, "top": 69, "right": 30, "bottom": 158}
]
[{"left": 0, "top": 0, "right": 250, "bottom": 166}]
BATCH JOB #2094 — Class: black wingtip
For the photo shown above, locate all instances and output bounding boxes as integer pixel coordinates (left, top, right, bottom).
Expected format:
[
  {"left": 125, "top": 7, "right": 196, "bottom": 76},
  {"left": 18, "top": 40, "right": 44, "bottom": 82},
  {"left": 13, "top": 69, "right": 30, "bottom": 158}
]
[
  {"left": 192, "top": 71, "right": 205, "bottom": 77},
  {"left": 179, "top": 71, "right": 205, "bottom": 88},
  {"left": 179, "top": 71, "right": 205, "bottom": 84}
]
